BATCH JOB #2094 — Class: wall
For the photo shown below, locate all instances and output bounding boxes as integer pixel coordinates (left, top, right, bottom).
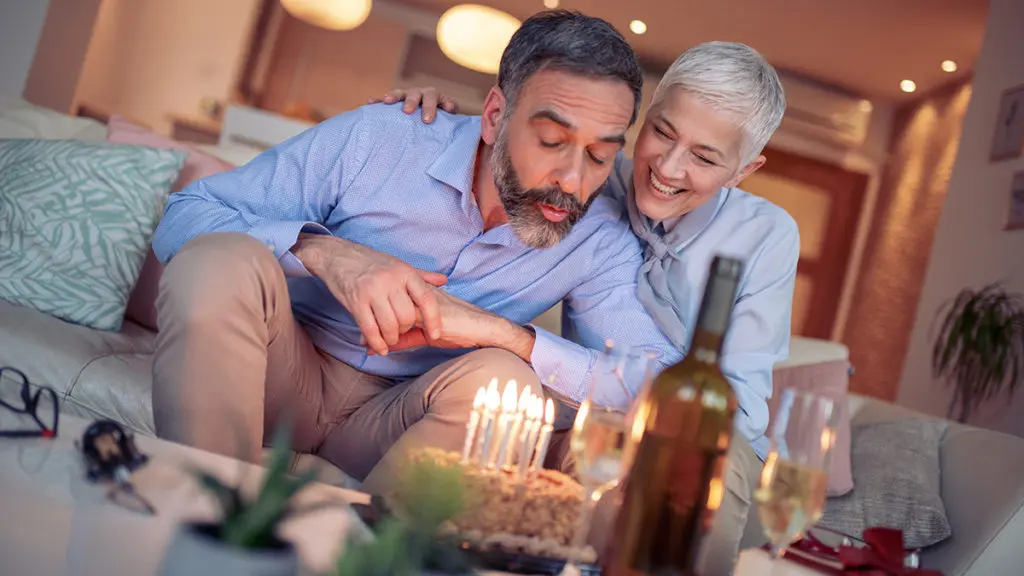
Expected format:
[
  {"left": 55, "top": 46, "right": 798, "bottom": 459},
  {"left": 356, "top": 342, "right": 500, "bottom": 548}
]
[
  {"left": 898, "top": 0, "right": 1024, "bottom": 436},
  {"left": 768, "top": 99, "right": 895, "bottom": 343},
  {"left": 841, "top": 80, "right": 972, "bottom": 400},
  {"left": 75, "top": 0, "right": 261, "bottom": 134},
  {"left": 260, "top": 10, "right": 410, "bottom": 119},
  {"left": 22, "top": 0, "right": 103, "bottom": 113},
  {"left": 0, "top": 0, "right": 51, "bottom": 97}
]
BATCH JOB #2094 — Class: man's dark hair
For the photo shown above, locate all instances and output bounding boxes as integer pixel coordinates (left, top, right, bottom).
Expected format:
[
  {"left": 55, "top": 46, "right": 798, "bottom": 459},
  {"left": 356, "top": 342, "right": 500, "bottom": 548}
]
[{"left": 497, "top": 10, "right": 644, "bottom": 125}]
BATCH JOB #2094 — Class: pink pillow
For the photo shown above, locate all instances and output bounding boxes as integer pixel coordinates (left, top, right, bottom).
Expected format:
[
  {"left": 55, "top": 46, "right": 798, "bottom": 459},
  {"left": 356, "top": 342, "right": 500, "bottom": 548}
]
[
  {"left": 768, "top": 359, "right": 854, "bottom": 497},
  {"left": 106, "top": 115, "right": 235, "bottom": 332}
]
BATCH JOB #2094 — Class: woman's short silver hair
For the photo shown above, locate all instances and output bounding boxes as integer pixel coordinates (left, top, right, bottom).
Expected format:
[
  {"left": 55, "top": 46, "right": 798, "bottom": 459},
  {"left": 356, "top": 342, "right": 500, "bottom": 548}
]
[{"left": 651, "top": 41, "right": 786, "bottom": 166}]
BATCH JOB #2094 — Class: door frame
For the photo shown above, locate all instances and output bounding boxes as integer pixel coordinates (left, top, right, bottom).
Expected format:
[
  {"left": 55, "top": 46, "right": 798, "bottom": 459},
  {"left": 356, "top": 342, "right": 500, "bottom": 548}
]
[{"left": 754, "top": 146, "right": 869, "bottom": 339}]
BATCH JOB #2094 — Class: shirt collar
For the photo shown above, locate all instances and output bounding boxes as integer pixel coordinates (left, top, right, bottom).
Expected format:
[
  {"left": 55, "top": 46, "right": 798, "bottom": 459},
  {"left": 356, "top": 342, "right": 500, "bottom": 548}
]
[{"left": 427, "top": 116, "right": 482, "bottom": 197}]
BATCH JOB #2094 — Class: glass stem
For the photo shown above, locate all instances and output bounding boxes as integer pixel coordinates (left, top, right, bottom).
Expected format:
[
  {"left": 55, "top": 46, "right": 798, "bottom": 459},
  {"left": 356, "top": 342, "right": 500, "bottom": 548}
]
[
  {"left": 768, "top": 544, "right": 786, "bottom": 560},
  {"left": 566, "top": 483, "right": 603, "bottom": 567}
]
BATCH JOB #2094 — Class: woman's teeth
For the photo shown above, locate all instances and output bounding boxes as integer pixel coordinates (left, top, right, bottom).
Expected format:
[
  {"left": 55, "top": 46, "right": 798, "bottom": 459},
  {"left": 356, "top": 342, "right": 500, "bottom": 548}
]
[{"left": 650, "top": 171, "right": 683, "bottom": 196}]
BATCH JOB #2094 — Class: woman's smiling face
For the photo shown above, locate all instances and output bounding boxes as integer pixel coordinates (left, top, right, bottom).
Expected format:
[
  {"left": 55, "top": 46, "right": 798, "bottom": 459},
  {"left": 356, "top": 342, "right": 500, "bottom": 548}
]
[{"left": 631, "top": 87, "right": 766, "bottom": 222}]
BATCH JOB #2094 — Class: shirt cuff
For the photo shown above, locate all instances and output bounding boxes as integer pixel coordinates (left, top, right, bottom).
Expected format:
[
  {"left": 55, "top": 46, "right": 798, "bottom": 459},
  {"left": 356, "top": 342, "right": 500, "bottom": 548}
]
[
  {"left": 247, "top": 220, "right": 330, "bottom": 278},
  {"left": 529, "top": 325, "right": 593, "bottom": 407}
]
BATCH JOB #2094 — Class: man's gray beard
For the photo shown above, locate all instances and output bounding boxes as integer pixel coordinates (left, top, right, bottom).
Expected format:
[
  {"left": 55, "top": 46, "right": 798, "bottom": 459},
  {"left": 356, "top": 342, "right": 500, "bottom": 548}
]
[{"left": 490, "top": 124, "right": 592, "bottom": 249}]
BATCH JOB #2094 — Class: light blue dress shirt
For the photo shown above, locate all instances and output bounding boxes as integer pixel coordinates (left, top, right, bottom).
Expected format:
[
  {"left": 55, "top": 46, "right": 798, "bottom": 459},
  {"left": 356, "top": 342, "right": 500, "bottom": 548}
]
[
  {"left": 602, "top": 155, "right": 801, "bottom": 459},
  {"left": 152, "top": 104, "right": 679, "bottom": 408}
]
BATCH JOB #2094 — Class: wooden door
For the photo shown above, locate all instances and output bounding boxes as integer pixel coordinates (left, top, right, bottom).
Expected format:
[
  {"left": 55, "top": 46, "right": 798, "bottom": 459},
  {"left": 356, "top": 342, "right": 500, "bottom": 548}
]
[{"left": 739, "top": 147, "right": 868, "bottom": 339}]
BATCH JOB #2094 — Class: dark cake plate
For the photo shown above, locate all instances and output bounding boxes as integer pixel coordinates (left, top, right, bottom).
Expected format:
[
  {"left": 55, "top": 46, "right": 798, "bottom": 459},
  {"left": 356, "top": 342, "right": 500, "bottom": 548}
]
[{"left": 462, "top": 544, "right": 601, "bottom": 575}]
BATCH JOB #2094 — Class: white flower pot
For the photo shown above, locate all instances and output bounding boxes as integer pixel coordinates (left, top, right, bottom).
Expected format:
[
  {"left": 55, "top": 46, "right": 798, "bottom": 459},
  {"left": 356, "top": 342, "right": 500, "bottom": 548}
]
[{"left": 159, "top": 522, "right": 299, "bottom": 576}]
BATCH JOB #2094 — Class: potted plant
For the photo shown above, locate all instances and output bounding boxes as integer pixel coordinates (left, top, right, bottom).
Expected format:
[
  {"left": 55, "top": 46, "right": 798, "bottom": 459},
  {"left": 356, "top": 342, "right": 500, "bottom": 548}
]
[
  {"left": 159, "top": 416, "right": 328, "bottom": 576},
  {"left": 333, "top": 457, "right": 473, "bottom": 575},
  {"left": 932, "top": 282, "right": 1024, "bottom": 422}
]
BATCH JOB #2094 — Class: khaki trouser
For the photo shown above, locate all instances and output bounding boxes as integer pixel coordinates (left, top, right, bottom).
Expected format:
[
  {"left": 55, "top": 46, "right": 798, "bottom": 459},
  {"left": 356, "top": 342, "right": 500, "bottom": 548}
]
[
  {"left": 546, "top": 428, "right": 763, "bottom": 576},
  {"left": 151, "top": 232, "right": 543, "bottom": 495}
]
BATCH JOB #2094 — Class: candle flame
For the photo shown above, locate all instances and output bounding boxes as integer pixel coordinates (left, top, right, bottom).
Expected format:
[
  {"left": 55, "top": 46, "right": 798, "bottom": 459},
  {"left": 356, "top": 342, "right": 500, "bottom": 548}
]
[
  {"left": 502, "top": 380, "right": 518, "bottom": 411},
  {"left": 472, "top": 387, "right": 486, "bottom": 409},
  {"left": 526, "top": 396, "right": 540, "bottom": 419},
  {"left": 517, "top": 388, "right": 531, "bottom": 413},
  {"left": 486, "top": 382, "right": 501, "bottom": 411},
  {"left": 544, "top": 398, "right": 555, "bottom": 424}
]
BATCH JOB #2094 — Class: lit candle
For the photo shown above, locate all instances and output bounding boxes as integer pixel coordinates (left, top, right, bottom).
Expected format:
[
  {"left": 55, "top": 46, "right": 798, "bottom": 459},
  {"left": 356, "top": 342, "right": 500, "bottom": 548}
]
[
  {"left": 517, "top": 396, "right": 543, "bottom": 478},
  {"left": 461, "top": 387, "right": 486, "bottom": 464},
  {"left": 502, "top": 388, "right": 531, "bottom": 469},
  {"left": 489, "top": 380, "right": 519, "bottom": 469},
  {"left": 477, "top": 378, "right": 501, "bottom": 465},
  {"left": 530, "top": 398, "right": 556, "bottom": 473}
]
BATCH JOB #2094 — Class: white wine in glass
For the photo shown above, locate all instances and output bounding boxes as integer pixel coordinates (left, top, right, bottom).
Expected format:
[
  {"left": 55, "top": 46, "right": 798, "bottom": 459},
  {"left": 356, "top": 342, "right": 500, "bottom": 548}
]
[
  {"left": 570, "top": 404, "right": 628, "bottom": 492},
  {"left": 755, "top": 388, "right": 837, "bottom": 559},
  {"left": 755, "top": 454, "right": 829, "bottom": 550},
  {"left": 560, "top": 349, "right": 654, "bottom": 575}
]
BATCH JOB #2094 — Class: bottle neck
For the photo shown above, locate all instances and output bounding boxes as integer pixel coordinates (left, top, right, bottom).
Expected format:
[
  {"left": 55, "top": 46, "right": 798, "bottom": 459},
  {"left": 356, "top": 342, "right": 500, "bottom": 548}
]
[
  {"left": 688, "top": 329, "right": 725, "bottom": 365},
  {"left": 691, "top": 271, "right": 738, "bottom": 361}
]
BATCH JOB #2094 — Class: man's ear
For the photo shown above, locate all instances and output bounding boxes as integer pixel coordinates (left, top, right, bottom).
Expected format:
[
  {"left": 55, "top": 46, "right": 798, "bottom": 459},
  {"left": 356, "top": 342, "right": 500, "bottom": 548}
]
[
  {"left": 480, "top": 86, "right": 507, "bottom": 146},
  {"left": 726, "top": 154, "right": 766, "bottom": 188}
]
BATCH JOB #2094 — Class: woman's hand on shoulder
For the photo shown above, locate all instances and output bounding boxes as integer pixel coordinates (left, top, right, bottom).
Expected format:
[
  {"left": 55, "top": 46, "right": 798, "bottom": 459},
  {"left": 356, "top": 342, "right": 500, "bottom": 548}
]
[{"left": 368, "top": 87, "right": 459, "bottom": 123}]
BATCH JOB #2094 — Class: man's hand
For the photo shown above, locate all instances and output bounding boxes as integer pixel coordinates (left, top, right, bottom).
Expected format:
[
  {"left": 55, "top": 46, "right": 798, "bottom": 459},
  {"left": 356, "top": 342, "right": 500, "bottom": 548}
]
[
  {"left": 368, "top": 86, "right": 457, "bottom": 123},
  {"left": 382, "top": 289, "right": 537, "bottom": 362},
  {"left": 291, "top": 233, "right": 447, "bottom": 356}
]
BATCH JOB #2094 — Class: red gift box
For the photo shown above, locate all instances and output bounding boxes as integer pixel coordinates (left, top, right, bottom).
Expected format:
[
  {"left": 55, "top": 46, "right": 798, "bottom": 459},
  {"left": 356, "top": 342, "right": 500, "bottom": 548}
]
[{"left": 765, "top": 527, "right": 943, "bottom": 576}]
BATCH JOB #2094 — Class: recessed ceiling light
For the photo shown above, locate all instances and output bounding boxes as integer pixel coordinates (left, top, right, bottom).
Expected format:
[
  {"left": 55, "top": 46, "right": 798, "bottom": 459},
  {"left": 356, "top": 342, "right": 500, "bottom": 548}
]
[
  {"left": 543, "top": 0, "right": 558, "bottom": 8},
  {"left": 900, "top": 79, "right": 917, "bottom": 93},
  {"left": 629, "top": 20, "right": 647, "bottom": 35},
  {"left": 941, "top": 60, "right": 958, "bottom": 73}
]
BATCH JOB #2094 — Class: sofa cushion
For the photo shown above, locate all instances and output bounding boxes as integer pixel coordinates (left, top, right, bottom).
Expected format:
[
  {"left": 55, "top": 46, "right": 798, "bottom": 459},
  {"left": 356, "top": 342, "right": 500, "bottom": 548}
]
[
  {"left": 67, "top": 352, "right": 156, "bottom": 436},
  {"left": 0, "top": 139, "right": 185, "bottom": 331},
  {"left": 105, "top": 115, "right": 236, "bottom": 332},
  {"left": 0, "top": 94, "right": 106, "bottom": 141},
  {"left": 0, "top": 299, "right": 154, "bottom": 400},
  {"left": 818, "top": 418, "right": 952, "bottom": 549}
]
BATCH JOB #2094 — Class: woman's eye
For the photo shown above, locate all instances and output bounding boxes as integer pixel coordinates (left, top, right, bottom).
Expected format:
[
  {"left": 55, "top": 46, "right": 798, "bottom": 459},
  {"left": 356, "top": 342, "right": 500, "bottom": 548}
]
[
  {"left": 695, "top": 154, "right": 715, "bottom": 166},
  {"left": 540, "top": 140, "right": 560, "bottom": 148},
  {"left": 654, "top": 126, "right": 670, "bottom": 138}
]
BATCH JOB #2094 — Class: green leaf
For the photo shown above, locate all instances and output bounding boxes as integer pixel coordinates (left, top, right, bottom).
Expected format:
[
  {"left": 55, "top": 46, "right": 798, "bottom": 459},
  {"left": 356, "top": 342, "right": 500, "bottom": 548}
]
[{"left": 932, "top": 282, "right": 1024, "bottom": 422}]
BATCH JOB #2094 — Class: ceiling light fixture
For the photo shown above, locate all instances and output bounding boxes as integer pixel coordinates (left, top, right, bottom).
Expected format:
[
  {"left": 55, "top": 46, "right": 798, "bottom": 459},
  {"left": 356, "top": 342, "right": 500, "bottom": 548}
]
[
  {"left": 280, "top": 0, "right": 372, "bottom": 31},
  {"left": 941, "top": 60, "right": 958, "bottom": 73},
  {"left": 543, "top": 0, "right": 559, "bottom": 8},
  {"left": 629, "top": 20, "right": 647, "bottom": 35},
  {"left": 436, "top": 4, "right": 521, "bottom": 75},
  {"left": 900, "top": 79, "right": 917, "bottom": 93}
]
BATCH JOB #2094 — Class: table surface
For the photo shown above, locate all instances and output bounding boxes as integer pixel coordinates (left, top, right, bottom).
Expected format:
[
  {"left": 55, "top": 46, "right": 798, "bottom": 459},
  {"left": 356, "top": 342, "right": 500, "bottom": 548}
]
[{"left": 0, "top": 412, "right": 820, "bottom": 576}]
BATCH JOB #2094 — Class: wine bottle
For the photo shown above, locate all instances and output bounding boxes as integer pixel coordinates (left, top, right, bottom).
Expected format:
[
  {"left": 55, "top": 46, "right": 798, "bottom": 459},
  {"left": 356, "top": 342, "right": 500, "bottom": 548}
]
[{"left": 604, "top": 256, "right": 743, "bottom": 576}]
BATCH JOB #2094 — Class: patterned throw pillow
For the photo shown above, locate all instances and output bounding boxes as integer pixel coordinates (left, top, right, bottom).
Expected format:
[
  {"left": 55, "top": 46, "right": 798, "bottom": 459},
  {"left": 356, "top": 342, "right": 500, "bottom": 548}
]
[
  {"left": 818, "top": 418, "right": 951, "bottom": 549},
  {"left": 0, "top": 139, "right": 185, "bottom": 331}
]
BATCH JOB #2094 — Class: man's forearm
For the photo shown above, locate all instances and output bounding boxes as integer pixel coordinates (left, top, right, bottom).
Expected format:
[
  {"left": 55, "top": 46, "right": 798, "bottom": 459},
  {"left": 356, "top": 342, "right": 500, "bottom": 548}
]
[
  {"left": 485, "top": 319, "right": 536, "bottom": 363},
  {"left": 291, "top": 232, "right": 351, "bottom": 276}
]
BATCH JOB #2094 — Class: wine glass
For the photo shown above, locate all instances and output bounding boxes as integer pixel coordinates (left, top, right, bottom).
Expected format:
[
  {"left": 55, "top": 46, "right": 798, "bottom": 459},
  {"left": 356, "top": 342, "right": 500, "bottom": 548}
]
[
  {"left": 560, "top": 347, "right": 655, "bottom": 574},
  {"left": 754, "top": 389, "right": 838, "bottom": 559}
]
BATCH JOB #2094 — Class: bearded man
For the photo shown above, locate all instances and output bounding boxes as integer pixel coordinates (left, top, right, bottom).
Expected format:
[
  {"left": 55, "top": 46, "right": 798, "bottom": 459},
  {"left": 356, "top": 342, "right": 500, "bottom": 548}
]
[{"left": 149, "top": 10, "right": 677, "bottom": 494}]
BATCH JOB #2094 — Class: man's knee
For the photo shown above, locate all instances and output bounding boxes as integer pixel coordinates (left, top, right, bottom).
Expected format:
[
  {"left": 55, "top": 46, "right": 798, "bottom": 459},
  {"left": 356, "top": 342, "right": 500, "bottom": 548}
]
[
  {"left": 439, "top": 348, "right": 543, "bottom": 399},
  {"left": 158, "top": 232, "right": 283, "bottom": 323}
]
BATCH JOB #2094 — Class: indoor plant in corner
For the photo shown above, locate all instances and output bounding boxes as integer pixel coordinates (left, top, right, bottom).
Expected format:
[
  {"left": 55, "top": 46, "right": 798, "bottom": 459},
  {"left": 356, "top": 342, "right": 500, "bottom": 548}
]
[
  {"left": 932, "top": 282, "right": 1024, "bottom": 423},
  {"left": 159, "top": 416, "right": 325, "bottom": 576}
]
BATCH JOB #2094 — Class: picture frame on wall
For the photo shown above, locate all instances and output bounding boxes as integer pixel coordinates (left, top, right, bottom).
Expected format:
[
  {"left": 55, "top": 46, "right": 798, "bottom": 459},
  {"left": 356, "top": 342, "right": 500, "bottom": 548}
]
[
  {"left": 990, "top": 84, "right": 1024, "bottom": 161},
  {"left": 1006, "top": 170, "right": 1024, "bottom": 231}
]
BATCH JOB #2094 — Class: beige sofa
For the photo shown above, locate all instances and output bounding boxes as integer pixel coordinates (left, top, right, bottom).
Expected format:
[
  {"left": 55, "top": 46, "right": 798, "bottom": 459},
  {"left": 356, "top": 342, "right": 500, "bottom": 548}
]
[
  {"left": 4, "top": 298, "right": 1023, "bottom": 575},
  {"left": 2, "top": 96, "right": 1022, "bottom": 575}
]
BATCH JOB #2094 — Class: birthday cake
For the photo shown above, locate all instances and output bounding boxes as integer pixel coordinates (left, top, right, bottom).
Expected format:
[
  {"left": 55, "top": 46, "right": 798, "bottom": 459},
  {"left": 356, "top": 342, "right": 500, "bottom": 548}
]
[{"left": 404, "top": 447, "right": 596, "bottom": 563}]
